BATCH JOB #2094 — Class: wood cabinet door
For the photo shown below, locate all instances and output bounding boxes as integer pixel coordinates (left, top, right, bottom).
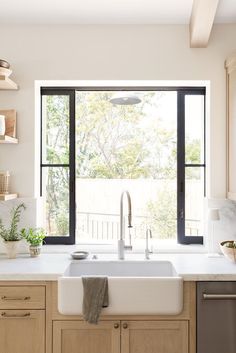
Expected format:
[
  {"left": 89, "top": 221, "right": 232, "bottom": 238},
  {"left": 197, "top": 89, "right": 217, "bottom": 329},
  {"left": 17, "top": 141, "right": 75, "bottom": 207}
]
[
  {"left": 53, "top": 320, "right": 120, "bottom": 353},
  {"left": 121, "top": 321, "right": 188, "bottom": 353},
  {"left": 0, "top": 310, "right": 45, "bottom": 353}
]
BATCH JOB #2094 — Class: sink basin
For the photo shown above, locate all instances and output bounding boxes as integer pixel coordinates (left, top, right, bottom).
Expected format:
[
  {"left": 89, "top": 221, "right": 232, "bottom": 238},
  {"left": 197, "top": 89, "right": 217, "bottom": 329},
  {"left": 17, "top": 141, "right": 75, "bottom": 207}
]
[{"left": 58, "top": 260, "right": 183, "bottom": 315}]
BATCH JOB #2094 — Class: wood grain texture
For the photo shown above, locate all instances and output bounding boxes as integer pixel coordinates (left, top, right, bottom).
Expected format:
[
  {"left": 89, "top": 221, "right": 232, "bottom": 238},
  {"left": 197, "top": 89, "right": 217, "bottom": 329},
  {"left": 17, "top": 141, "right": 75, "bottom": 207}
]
[
  {"left": 0, "top": 286, "right": 45, "bottom": 309},
  {"left": 0, "top": 281, "right": 196, "bottom": 353},
  {"left": 0, "top": 309, "right": 45, "bottom": 353},
  {"left": 121, "top": 320, "right": 188, "bottom": 353},
  {"left": 46, "top": 282, "right": 53, "bottom": 353},
  {"left": 53, "top": 320, "right": 120, "bottom": 353}
]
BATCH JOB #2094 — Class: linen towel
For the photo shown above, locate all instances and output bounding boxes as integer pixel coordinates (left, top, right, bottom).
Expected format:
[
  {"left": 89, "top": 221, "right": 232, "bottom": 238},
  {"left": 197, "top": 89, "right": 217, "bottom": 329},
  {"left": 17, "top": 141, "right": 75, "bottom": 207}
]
[{"left": 82, "top": 277, "right": 109, "bottom": 324}]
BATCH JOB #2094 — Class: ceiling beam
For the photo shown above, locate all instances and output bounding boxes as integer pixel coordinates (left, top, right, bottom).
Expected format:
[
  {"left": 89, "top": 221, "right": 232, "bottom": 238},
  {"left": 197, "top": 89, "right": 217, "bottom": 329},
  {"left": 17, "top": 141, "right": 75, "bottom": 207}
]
[{"left": 190, "top": 0, "right": 219, "bottom": 48}]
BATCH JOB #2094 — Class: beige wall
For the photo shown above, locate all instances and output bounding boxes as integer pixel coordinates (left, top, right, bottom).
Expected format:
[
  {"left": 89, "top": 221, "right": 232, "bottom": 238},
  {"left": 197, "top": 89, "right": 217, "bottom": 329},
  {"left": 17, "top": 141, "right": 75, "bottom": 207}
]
[{"left": 0, "top": 24, "right": 236, "bottom": 198}]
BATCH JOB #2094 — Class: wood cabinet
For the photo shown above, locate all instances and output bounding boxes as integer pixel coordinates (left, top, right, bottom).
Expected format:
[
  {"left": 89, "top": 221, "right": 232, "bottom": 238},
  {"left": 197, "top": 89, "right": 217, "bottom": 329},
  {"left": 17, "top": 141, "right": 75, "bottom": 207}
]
[
  {"left": 0, "top": 285, "right": 45, "bottom": 309},
  {"left": 121, "top": 320, "right": 188, "bottom": 353},
  {"left": 226, "top": 54, "right": 236, "bottom": 199},
  {"left": 53, "top": 320, "right": 188, "bottom": 353},
  {"left": 53, "top": 320, "right": 120, "bottom": 353},
  {"left": 0, "top": 281, "right": 196, "bottom": 353},
  {"left": 0, "top": 284, "right": 46, "bottom": 353},
  {"left": 50, "top": 281, "right": 196, "bottom": 353},
  {"left": 0, "top": 309, "right": 45, "bottom": 353}
]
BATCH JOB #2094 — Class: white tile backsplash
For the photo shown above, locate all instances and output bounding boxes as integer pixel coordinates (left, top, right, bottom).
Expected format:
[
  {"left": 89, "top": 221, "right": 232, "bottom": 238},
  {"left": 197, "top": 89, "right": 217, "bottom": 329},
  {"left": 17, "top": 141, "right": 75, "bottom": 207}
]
[{"left": 207, "top": 198, "right": 236, "bottom": 253}]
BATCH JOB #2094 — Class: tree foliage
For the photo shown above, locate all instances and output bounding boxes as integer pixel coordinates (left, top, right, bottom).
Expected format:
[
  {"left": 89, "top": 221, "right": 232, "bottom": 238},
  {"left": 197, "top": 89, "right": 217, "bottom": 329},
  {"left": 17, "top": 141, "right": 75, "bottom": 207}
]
[{"left": 44, "top": 91, "right": 201, "bottom": 239}]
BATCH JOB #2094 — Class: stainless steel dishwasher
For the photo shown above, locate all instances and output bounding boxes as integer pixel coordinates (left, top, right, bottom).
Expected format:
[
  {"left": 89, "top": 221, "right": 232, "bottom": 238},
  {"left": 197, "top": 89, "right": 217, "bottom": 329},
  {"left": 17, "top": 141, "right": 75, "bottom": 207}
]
[{"left": 197, "top": 282, "right": 236, "bottom": 353}]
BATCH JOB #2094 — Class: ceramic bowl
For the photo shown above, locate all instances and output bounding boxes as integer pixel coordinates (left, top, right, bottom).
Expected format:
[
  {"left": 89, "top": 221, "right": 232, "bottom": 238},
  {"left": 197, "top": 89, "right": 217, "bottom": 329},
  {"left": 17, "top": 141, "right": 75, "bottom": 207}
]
[
  {"left": 220, "top": 240, "right": 236, "bottom": 263},
  {"left": 0, "top": 59, "right": 10, "bottom": 69},
  {"left": 70, "top": 251, "right": 89, "bottom": 260}
]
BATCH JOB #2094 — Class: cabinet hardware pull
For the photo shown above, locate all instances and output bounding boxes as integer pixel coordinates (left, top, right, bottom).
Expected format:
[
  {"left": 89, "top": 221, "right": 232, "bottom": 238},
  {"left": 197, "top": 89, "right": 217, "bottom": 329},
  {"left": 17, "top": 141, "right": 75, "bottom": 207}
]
[
  {"left": 123, "top": 323, "right": 128, "bottom": 329},
  {"left": 1, "top": 312, "right": 31, "bottom": 318},
  {"left": 114, "top": 323, "right": 119, "bottom": 329},
  {"left": 203, "top": 293, "right": 236, "bottom": 300},
  {"left": 1, "top": 296, "right": 31, "bottom": 301}
]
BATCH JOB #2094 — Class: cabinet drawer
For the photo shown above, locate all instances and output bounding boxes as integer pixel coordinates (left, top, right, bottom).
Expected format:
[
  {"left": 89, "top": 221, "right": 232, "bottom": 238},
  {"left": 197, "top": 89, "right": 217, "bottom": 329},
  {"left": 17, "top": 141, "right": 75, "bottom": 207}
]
[{"left": 0, "top": 286, "right": 45, "bottom": 309}]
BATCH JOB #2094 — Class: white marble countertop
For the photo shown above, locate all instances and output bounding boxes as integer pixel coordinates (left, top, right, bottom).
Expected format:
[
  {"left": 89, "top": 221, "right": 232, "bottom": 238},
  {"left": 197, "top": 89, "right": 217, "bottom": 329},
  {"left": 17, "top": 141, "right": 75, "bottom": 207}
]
[{"left": 0, "top": 252, "right": 236, "bottom": 281}]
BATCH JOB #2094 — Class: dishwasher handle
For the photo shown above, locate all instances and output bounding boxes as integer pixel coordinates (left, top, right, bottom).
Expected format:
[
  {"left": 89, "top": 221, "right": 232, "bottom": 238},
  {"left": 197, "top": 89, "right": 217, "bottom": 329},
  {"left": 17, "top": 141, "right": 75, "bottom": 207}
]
[{"left": 203, "top": 293, "right": 236, "bottom": 300}]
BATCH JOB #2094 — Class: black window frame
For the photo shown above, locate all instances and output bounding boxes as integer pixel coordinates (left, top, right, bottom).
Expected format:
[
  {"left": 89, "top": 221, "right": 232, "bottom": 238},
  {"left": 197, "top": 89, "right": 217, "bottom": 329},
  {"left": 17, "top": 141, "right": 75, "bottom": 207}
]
[
  {"left": 40, "top": 89, "right": 76, "bottom": 244},
  {"left": 177, "top": 89, "right": 205, "bottom": 245},
  {"left": 40, "top": 86, "right": 205, "bottom": 245}
]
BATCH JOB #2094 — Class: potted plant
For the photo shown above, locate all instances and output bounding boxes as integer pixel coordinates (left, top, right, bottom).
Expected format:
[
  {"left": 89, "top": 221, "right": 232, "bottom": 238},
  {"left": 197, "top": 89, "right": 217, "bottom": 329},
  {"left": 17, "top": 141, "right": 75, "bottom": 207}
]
[
  {"left": 0, "top": 203, "right": 26, "bottom": 258},
  {"left": 21, "top": 228, "right": 46, "bottom": 257}
]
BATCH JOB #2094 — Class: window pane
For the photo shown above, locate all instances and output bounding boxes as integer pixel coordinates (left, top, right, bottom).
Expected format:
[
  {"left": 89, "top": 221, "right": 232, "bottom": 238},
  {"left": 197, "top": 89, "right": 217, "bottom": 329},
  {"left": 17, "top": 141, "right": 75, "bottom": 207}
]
[
  {"left": 42, "top": 95, "right": 69, "bottom": 164},
  {"left": 185, "top": 167, "right": 204, "bottom": 236},
  {"left": 76, "top": 91, "right": 177, "bottom": 244},
  {"left": 185, "top": 95, "right": 204, "bottom": 164},
  {"left": 42, "top": 167, "right": 69, "bottom": 236}
]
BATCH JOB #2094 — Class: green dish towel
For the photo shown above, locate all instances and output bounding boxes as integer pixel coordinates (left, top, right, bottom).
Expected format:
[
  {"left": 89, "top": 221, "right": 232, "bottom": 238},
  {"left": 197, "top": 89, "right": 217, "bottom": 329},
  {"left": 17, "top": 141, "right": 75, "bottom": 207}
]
[{"left": 82, "top": 277, "right": 109, "bottom": 324}]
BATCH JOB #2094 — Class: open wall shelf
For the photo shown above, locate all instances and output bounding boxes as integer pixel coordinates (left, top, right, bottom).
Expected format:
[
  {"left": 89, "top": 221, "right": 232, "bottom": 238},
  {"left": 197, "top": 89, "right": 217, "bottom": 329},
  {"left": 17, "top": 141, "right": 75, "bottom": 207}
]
[
  {"left": 0, "top": 135, "right": 18, "bottom": 144},
  {"left": 0, "top": 69, "right": 19, "bottom": 200},
  {"left": 0, "top": 193, "right": 18, "bottom": 201},
  {"left": 0, "top": 76, "right": 18, "bottom": 90}
]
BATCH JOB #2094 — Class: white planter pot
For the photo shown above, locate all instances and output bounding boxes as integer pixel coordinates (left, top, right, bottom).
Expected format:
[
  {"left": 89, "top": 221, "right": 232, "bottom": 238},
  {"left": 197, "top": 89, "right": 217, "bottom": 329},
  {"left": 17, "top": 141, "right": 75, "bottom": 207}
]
[{"left": 4, "top": 241, "right": 19, "bottom": 259}]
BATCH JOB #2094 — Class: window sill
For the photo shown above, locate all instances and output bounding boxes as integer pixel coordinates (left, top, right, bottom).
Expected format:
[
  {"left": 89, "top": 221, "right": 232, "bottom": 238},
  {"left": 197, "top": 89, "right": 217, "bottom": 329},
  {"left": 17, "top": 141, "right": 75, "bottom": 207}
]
[{"left": 41, "top": 241, "right": 207, "bottom": 254}]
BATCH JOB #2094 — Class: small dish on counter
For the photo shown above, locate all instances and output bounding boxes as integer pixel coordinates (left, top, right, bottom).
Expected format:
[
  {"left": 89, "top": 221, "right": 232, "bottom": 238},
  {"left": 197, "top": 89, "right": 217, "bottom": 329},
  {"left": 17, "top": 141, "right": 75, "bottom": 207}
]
[
  {"left": 220, "top": 240, "right": 236, "bottom": 263},
  {"left": 71, "top": 251, "right": 89, "bottom": 260}
]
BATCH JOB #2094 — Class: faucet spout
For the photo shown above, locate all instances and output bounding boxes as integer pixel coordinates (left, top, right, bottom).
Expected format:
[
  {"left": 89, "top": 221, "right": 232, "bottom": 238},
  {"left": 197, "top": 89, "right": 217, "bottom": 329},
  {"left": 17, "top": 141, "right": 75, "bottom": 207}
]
[{"left": 118, "top": 191, "right": 132, "bottom": 260}]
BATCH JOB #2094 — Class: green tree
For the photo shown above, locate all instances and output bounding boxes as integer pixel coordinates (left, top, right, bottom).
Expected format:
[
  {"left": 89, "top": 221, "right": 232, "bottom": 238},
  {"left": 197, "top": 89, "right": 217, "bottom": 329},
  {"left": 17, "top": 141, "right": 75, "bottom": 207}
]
[
  {"left": 146, "top": 184, "right": 177, "bottom": 239},
  {"left": 44, "top": 91, "right": 200, "bottom": 239}
]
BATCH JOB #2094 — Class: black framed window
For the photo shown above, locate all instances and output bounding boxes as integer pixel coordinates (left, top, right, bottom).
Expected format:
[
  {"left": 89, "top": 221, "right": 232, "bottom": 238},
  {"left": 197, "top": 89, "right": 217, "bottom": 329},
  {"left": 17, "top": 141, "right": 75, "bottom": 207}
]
[
  {"left": 177, "top": 90, "right": 205, "bottom": 244},
  {"left": 41, "top": 86, "right": 205, "bottom": 245},
  {"left": 41, "top": 89, "right": 75, "bottom": 244}
]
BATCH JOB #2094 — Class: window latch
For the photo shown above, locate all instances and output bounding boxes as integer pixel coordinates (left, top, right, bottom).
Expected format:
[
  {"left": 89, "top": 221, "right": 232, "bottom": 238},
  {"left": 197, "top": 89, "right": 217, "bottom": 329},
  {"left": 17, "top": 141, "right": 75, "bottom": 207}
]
[{"left": 180, "top": 209, "right": 184, "bottom": 219}]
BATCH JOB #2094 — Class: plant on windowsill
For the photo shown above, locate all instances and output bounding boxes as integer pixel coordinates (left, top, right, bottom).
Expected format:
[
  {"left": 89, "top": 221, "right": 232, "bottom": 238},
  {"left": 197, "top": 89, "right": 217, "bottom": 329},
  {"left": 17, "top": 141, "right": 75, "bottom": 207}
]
[
  {"left": 20, "top": 227, "right": 46, "bottom": 257},
  {"left": 0, "top": 203, "right": 26, "bottom": 259}
]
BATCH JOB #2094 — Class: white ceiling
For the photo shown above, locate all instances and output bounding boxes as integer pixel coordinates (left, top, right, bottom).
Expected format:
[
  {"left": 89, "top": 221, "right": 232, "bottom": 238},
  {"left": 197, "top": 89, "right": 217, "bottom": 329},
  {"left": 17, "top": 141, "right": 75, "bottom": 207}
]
[
  {"left": 215, "top": 0, "right": 236, "bottom": 23},
  {"left": 0, "top": 0, "right": 235, "bottom": 25}
]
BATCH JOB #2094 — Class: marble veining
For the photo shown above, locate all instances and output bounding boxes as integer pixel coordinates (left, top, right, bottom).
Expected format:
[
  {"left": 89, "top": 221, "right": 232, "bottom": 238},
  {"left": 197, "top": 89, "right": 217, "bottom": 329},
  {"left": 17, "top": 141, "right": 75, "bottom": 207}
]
[{"left": 0, "top": 253, "right": 235, "bottom": 281}]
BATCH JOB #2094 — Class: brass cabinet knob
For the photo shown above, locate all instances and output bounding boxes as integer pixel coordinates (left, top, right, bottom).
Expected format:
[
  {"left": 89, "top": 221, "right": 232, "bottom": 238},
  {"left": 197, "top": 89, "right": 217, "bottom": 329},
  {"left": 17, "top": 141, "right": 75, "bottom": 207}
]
[
  {"left": 114, "top": 323, "right": 119, "bottom": 329},
  {"left": 123, "top": 323, "right": 128, "bottom": 329}
]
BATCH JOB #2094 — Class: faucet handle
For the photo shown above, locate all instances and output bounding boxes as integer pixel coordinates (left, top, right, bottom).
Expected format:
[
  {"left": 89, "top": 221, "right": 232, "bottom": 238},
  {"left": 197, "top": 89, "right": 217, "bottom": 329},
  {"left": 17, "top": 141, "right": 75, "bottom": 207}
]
[
  {"left": 124, "top": 245, "right": 132, "bottom": 251},
  {"left": 145, "top": 248, "right": 150, "bottom": 260},
  {"left": 128, "top": 214, "right": 132, "bottom": 228}
]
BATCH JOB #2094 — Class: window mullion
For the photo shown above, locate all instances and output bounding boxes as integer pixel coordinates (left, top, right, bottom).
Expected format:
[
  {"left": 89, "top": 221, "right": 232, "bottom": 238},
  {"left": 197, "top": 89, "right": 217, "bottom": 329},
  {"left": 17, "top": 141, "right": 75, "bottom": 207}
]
[
  {"left": 177, "top": 91, "right": 185, "bottom": 244},
  {"left": 69, "top": 90, "right": 76, "bottom": 244}
]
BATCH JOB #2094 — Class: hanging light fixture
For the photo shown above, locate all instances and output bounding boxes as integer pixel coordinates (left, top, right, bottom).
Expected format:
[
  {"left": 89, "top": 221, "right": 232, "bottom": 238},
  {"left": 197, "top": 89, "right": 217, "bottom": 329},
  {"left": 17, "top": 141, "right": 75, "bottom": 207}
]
[{"left": 109, "top": 92, "right": 141, "bottom": 105}]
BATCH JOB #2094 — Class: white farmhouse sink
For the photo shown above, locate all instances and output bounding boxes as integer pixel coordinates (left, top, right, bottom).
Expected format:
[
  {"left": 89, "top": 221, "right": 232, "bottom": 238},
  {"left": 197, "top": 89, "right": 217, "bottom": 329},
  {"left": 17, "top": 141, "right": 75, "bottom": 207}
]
[{"left": 58, "top": 260, "right": 183, "bottom": 315}]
